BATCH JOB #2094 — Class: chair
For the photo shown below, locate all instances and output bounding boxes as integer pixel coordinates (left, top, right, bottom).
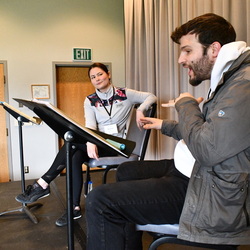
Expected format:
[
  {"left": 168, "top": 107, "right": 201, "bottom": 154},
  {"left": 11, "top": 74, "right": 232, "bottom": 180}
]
[
  {"left": 84, "top": 103, "right": 157, "bottom": 195},
  {"left": 136, "top": 224, "right": 238, "bottom": 250}
]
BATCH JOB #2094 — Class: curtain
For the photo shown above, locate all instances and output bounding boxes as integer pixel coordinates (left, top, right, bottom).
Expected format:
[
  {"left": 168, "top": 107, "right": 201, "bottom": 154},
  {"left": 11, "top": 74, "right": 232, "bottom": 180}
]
[{"left": 124, "top": 0, "right": 250, "bottom": 160}]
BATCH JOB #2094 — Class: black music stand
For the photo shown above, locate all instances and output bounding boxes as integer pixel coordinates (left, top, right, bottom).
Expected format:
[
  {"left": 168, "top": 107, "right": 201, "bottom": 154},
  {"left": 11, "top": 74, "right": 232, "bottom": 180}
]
[
  {"left": 13, "top": 98, "right": 135, "bottom": 250},
  {"left": 0, "top": 102, "right": 42, "bottom": 224}
]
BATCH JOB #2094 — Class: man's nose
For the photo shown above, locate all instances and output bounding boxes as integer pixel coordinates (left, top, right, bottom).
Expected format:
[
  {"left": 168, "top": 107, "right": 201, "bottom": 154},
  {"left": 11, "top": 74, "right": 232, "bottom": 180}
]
[{"left": 178, "top": 54, "right": 185, "bottom": 64}]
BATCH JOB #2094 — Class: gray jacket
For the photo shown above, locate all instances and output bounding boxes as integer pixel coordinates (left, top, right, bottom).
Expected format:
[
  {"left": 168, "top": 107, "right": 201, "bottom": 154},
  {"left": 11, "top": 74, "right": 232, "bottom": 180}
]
[{"left": 162, "top": 50, "right": 250, "bottom": 244}]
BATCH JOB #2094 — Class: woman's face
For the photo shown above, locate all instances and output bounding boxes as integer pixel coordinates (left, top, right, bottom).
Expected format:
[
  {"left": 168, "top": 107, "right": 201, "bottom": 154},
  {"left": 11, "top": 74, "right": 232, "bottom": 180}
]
[{"left": 89, "top": 67, "right": 111, "bottom": 92}]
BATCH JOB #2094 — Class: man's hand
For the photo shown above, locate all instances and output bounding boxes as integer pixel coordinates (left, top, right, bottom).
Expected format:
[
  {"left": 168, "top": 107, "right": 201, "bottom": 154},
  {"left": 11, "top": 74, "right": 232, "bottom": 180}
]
[
  {"left": 175, "top": 92, "right": 204, "bottom": 104},
  {"left": 86, "top": 142, "right": 99, "bottom": 160},
  {"left": 139, "top": 117, "right": 163, "bottom": 130},
  {"left": 162, "top": 93, "right": 204, "bottom": 107}
]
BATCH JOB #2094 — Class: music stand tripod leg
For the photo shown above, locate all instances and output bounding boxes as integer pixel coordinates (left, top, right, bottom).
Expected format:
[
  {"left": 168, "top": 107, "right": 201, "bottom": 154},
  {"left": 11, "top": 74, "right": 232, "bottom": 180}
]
[
  {"left": 0, "top": 202, "right": 43, "bottom": 224},
  {"left": 22, "top": 203, "right": 41, "bottom": 224},
  {"left": 0, "top": 116, "right": 42, "bottom": 224}
]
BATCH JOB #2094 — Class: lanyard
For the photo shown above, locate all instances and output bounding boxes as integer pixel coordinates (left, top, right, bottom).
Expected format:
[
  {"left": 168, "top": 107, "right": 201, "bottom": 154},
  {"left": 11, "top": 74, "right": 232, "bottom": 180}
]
[{"left": 97, "top": 87, "right": 115, "bottom": 119}]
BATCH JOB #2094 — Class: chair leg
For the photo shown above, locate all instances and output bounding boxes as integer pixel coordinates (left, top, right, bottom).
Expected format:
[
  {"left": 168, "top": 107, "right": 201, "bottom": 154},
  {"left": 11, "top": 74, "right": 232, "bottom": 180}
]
[
  {"left": 84, "top": 163, "right": 91, "bottom": 196},
  {"left": 102, "top": 165, "right": 117, "bottom": 184},
  {"left": 148, "top": 235, "right": 238, "bottom": 250},
  {"left": 102, "top": 168, "right": 109, "bottom": 184},
  {"left": 148, "top": 235, "right": 178, "bottom": 250}
]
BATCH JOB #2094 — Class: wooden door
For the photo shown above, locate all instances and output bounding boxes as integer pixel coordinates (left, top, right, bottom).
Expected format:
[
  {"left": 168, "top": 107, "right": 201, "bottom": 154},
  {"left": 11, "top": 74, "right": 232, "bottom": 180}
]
[
  {"left": 56, "top": 66, "right": 95, "bottom": 171},
  {"left": 56, "top": 66, "right": 95, "bottom": 128},
  {"left": 0, "top": 64, "right": 10, "bottom": 182}
]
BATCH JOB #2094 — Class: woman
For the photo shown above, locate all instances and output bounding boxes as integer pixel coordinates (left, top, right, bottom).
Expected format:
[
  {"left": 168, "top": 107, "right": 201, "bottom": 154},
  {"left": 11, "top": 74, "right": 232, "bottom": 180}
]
[{"left": 15, "top": 62, "right": 157, "bottom": 227}]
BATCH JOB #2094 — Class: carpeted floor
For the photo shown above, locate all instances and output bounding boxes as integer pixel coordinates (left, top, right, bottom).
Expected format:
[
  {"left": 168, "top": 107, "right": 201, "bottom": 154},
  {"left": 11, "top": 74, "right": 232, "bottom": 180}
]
[{"left": 0, "top": 170, "right": 250, "bottom": 250}]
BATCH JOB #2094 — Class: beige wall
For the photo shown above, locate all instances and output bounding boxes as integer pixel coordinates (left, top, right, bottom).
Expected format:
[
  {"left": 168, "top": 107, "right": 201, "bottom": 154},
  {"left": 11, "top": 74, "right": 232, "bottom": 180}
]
[{"left": 0, "top": 0, "right": 125, "bottom": 180}]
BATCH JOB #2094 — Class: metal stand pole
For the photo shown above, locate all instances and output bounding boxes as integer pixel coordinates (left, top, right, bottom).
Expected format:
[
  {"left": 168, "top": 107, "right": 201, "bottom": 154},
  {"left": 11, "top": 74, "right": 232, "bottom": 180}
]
[
  {"left": 64, "top": 131, "right": 74, "bottom": 250},
  {"left": 18, "top": 118, "right": 27, "bottom": 193}
]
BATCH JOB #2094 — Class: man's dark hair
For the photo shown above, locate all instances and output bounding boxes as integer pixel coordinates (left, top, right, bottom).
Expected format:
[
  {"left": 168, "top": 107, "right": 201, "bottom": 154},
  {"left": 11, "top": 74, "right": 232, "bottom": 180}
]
[{"left": 171, "top": 13, "right": 236, "bottom": 47}]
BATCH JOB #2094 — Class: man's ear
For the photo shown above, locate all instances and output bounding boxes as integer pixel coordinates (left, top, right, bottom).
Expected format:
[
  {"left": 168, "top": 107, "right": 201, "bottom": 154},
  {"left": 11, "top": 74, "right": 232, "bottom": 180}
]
[{"left": 211, "top": 42, "right": 222, "bottom": 58}]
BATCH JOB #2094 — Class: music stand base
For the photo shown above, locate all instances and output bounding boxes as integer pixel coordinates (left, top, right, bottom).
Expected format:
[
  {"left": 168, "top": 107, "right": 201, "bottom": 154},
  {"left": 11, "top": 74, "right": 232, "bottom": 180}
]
[{"left": 0, "top": 203, "right": 43, "bottom": 224}]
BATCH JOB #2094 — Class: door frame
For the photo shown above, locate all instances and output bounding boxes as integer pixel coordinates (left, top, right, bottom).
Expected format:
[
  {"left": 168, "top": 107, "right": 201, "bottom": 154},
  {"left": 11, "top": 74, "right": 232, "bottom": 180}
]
[{"left": 0, "top": 60, "right": 13, "bottom": 180}]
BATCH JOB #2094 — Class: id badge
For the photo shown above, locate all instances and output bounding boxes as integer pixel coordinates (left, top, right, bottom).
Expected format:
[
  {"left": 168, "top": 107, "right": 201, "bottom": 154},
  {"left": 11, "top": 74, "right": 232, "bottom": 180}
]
[{"left": 104, "top": 124, "right": 118, "bottom": 135}]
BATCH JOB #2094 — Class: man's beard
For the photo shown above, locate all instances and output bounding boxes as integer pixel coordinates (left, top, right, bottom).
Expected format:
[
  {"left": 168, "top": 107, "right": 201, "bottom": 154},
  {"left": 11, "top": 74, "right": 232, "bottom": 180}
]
[{"left": 189, "top": 55, "right": 214, "bottom": 86}]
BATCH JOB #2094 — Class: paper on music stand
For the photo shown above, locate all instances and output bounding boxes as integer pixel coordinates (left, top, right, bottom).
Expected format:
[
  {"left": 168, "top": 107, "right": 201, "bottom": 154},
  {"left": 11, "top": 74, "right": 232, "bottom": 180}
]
[{"left": 0, "top": 101, "right": 42, "bottom": 124}]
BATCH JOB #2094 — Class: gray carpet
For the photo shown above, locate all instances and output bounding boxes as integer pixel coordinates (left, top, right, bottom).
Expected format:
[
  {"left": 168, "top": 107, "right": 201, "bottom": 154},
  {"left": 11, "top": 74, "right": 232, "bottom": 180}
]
[{"left": 1, "top": 171, "right": 250, "bottom": 250}]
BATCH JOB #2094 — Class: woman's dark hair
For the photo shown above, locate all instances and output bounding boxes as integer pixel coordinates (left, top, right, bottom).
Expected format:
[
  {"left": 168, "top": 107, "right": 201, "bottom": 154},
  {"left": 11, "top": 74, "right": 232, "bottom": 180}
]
[
  {"left": 88, "top": 63, "right": 109, "bottom": 77},
  {"left": 171, "top": 13, "right": 236, "bottom": 47}
]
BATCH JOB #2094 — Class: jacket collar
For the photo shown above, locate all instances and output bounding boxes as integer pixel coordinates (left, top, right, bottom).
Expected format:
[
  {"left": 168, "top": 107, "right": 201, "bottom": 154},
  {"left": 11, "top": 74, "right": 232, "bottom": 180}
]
[{"left": 207, "top": 50, "right": 250, "bottom": 102}]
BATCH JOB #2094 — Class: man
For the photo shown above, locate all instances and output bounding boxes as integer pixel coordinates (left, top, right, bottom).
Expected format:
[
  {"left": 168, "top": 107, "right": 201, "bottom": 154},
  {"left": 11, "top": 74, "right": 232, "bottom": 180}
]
[{"left": 85, "top": 13, "right": 250, "bottom": 249}]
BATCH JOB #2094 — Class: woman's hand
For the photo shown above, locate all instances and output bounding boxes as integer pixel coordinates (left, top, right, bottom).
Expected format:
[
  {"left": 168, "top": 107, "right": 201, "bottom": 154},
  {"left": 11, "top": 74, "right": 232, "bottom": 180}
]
[
  {"left": 139, "top": 117, "right": 163, "bottom": 130},
  {"left": 136, "top": 109, "right": 145, "bottom": 129},
  {"left": 86, "top": 142, "right": 99, "bottom": 160}
]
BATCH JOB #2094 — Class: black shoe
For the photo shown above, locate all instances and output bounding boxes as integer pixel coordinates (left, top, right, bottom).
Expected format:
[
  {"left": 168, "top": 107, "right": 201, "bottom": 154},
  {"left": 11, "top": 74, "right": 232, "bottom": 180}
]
[
  {"left": 15, "top": 181, "right": 50, "bottom": 204},
  {"left": 55, "top": 208, "right": 82, "bottom": 227}
]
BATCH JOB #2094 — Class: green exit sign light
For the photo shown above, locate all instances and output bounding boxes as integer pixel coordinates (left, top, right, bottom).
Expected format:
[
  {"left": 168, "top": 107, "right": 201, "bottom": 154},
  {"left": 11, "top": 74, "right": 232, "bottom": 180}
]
[{"left": 73, "top": 48, "right": 92, "bottom": 61}]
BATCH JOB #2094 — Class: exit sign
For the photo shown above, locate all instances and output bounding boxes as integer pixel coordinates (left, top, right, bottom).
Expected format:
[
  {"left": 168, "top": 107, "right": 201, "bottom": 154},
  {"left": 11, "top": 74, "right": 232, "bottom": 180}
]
[{"left": 73, "top": 48, "right": 92, "bottom": 61}]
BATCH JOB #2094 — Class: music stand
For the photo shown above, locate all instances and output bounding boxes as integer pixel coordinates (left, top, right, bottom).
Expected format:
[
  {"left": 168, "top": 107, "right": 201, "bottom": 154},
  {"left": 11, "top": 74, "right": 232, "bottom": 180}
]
[
  {"left": 13, "top": 98, "right": 136, "bottom": 250},
  {"left": 0, "top": 102, "right": 43, "bottom": 224}
]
